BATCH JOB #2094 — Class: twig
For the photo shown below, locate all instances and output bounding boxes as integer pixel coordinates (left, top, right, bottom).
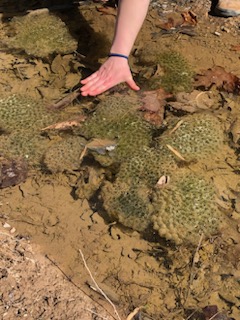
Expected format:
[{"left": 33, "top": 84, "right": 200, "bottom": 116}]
[
  {"left": 85, "top": 307, "right": 108, "bottom": 320},
  {"left": 169, "top": 120, "right": 184, "bottom": 134},
  {"left": 46, "top": 254, "right": 115, "bottom": 319},
  {"left": 185, "top": 309, "right": 197, "bottom": 320},
  {"left": 208, "top": 311, "right": 221, "bottom": 320},
  {"left": 79, "top": 249, "right": 122, "bottom": 320},
  {"left": 126, "top": 306, "right": 144, "bottom": 320},
  {"left": 47, "top": 89, "right": 81, "bottom": 110},
  {"left": 184, "top": 233, "right": 204, "bottom": 304},
  {"left": 166, "top": 144, "right": 186, "bottom": 161}
]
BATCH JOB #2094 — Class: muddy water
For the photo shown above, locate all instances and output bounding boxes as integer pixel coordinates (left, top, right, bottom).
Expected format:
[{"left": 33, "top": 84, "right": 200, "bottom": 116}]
[{"left": 1, "top": 2, "right": 240, "bottom": 319}]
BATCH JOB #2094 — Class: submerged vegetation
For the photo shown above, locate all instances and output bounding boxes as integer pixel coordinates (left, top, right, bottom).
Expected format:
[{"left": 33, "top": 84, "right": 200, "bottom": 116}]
[{"left": 7, "top": 12, "right": 77, "bottom": 57}]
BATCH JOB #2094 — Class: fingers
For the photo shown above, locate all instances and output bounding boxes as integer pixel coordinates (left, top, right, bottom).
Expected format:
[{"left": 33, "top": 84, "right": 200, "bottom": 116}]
[
  {"left": 80, "top": 58, "right": 140, "bottom": 96},
  {"left": 80, "top": 72, "right": 110, "bottom": 96},
  {"left": 80, "top": 71, "right": 98, "bottom": 85},
  {"left": 126, "top": 78, "right": 140, "bottom": 91}
]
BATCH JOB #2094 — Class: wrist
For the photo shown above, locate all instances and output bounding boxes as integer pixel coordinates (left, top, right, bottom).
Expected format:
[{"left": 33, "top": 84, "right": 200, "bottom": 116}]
[{"left": 109, "top": 53, "right": 128, "bottom": 59}]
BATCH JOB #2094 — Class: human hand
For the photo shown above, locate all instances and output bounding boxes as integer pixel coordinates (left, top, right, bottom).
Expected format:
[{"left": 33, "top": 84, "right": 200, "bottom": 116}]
[{"left": 80, "top": 56, "right": 140, "bottom": 96}]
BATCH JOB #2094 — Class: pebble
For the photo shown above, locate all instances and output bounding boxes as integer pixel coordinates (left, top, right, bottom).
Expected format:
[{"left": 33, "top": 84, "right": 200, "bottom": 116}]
[
  {"left": 3, "top": 222, "right": 11, "bottom": 229},
  {"left": 221, "top": 26, "right": 230, "bottom": 33},
  {"left": 10, "top": 227, "right": 16, "bottom": 234}
]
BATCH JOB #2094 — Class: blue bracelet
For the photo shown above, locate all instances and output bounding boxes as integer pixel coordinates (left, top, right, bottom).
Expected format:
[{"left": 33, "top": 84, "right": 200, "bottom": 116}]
[{"left": 109, "top": 53, "right": 128, "bottom": 59}]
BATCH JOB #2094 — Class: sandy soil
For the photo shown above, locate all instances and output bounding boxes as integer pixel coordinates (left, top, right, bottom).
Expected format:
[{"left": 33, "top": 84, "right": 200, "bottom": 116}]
[{"left": 1, "top": 1, "right": 240, "bottom": 319}]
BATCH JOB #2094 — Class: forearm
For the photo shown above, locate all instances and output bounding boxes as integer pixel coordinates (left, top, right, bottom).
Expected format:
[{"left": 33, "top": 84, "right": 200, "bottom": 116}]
[{"left": 110, "top": 0, "right": 150, "bottom": 56}]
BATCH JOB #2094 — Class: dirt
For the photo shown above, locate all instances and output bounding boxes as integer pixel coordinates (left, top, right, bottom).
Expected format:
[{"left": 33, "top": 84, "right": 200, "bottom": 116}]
[{"left": 1, "top": 1, "right": 240, "bottom": 319}]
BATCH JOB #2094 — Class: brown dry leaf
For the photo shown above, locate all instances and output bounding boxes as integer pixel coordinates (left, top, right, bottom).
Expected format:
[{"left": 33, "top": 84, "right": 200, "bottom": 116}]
[
  {"left": 158, "top": 11, "right": 197, "bottom": 31},
  {"left": 65, "top": 73, "right": 80, "bottom": 88},
  {"left": 139, "top": 88, "right": 172, "bottom": 126},
  {"left": 51, "top": 54, "right": 70, "bottom": 76},
  {"left": 158, "top": 17, "right": 176, "bottom": 30},
  {"left": 181, "top": 10, "right": 197, "bottom": 26},
  {"left": 194, "top": 66, "right": 240, "bottom": 93},
  {"left": 41, "top": 116, "right": 86, "bottom": 131},
  {"left": 202, "top": 305, "right": 231, "bottom": 320},
  {"left": 37, "top": 87, "right": 61, "bottom": 100},
  {"left": 169, "top": 90, "right": 215, "bottom": 113},
  {"left": 229, "top": 116, "right": 240, "bottom": 144}
]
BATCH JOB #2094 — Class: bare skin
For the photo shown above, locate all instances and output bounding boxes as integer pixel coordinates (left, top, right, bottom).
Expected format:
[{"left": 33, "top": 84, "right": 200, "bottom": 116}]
[{"left": 80, "top": 0, "right": 150, "bottom": 96}]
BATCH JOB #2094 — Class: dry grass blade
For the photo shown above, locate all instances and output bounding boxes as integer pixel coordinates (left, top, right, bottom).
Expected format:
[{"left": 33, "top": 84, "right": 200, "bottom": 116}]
[
  {"left": 166, "top": 144, "right": 186, "bottom": 161},
  {"left": 79, "top": 249, "right": 122, "bottom": 320},
  {"left": 126, "top": 307, "right": 144, "bottom": 320},
  {"left": 169, "top": 120, "right": 184, "bottom": 134}
]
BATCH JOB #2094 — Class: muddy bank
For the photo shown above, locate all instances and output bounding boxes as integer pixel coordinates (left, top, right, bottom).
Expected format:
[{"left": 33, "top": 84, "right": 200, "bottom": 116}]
[{"left": 1, "top": 1, "right": 240, "bottom": 319}]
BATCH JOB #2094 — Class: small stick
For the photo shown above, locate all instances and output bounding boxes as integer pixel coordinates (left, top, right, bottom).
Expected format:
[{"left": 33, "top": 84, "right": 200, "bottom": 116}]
[
  {"left": 169, "top": 120, "right": 184, "bottom": 134},
  {"left": 166, "top": 144, "right": 186, "bottom": 161},
  {"left": 208, "top": 311, "right": 222, "bottom": 320},
  {"left": 47, "top": 90, "right": 81, "bottom": 110},
  {"left": 85, "top": 307, "right": 108, "bottom": 320},
  {"left": 126, "top": 306, "right": 144, "bottom": 320},
  {"left": 79, "top": 249, "right": 122, "bottom": 320},
  {"left": 184, "top": 233, "right": 204, "bottom": 304}
]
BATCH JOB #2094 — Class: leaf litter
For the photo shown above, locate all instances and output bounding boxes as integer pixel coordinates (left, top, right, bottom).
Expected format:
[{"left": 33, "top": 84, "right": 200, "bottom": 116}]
[{"left": 194, "top": 66, "right": 240, "bottom": 94}]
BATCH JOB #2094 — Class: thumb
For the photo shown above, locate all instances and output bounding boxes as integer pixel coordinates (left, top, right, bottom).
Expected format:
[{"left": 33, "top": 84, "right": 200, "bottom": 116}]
[{"left": 126, "top": 78, "right": 140, "bottom": 91}]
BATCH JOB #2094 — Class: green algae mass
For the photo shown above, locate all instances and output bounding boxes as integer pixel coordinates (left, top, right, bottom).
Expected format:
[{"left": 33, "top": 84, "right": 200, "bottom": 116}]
[
  {"left": 0, "top": 94, "right": 57, "bottom": 132},
  {"left": 8, "top": 12, "right": 77, "bottom": 57},
  {"left": 0, "top": 94, "right": 60, "bottom": 164},
  {"left": 158, "top": 51, "right": 193, "bottom": 93},
  {"left": 156, "top": 113, "right": 224, "bottom": 164},
  {"left": 152, "top": 171, "right": 221, "bottom": 245},
  {"left": 146, "top": 50, "right": 193, "bottom": 93},
  {"left": 80, "top": 96, "right": 153, "bottom": 164},
  {"left": 101, "top": 179, "right": 154, "bottom": 232},
  {"left": 83, "top": 96, "right": 227, "bottom": 245},
  {"left": 43, "top": 136, "right": 86, "bottom": 173},
  {"left": 117, "top": 146, "right": 163, "bottom": 187}
]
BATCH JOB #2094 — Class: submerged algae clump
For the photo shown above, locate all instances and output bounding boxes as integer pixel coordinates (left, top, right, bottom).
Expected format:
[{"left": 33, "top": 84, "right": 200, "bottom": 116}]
[
  {"left": 8, "top": 12, "right": 77, "bottom": 57},
  {"left": 157, "top": 113, "right": 224, "bottom": 164},
  {"left": 158, "top": 51, "right": 193, "bottom": 93},
  {"left": 117, "top": 146, "right": 164, "bottom": 187},
  {"left": 146, "top": 50, "right": 193, "bottom": 93},
  {"left": 101, "top": 179, "right": 154, "bottom": 232},
  {"left": 152, "top": 171, "right": 221, "bottom": 245},
  {"left": 0, "top": 94, "right": 58, "bottom": 133},
  {"left": 0, "top": 94, "right": 60, "bottom": 164},
  {"left": 80, "top": 96, "right": 153, "bottom": 164},
  {"left": 43, "top": 136, "right": 86, "bottom": 173},
  {"left": 78, "top": 96, "right": 227, "bottom": 246}
]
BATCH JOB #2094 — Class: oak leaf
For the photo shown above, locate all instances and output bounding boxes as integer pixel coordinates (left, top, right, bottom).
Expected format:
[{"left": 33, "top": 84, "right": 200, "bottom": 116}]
[
  {"left": 194, "top": 66, "right": 240, "bottom": 93},
  {"left": 139, "top": 88, "right": 172, "bottom": 126},
  {"left": 169, "top": 90, "right": 215, "bottom": 113}
]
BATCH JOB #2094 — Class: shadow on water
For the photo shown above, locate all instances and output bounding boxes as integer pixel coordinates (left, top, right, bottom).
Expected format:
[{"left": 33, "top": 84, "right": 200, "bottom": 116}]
[{"left": 0, "top": 0, "right": 111, "bottom": 76}]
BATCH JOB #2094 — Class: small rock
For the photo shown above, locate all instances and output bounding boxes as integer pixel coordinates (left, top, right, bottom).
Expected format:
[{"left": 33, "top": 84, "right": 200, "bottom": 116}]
[
  {"left": 10, "top": 227, "right": 16, "bottom": 234},
  {"left": 0, "top": 157, "right": 28, "bottom": 188},
  {"left": 3, "top": 222, "right": 11, "bottom": 229}
]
